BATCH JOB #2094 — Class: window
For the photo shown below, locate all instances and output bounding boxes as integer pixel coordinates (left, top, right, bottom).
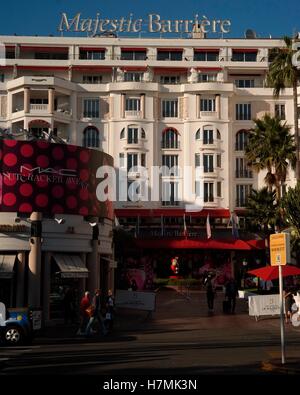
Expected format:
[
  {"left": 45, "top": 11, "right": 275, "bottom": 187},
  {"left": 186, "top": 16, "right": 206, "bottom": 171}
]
[
  {"left": 193, "top": 51, "right": 219, "bottom": 61},
  {"left": 236, "top": 184, "right": 252, "bottom": 207},
  {"left": 30, "top": 98, "right": 48, "bottom": 104},
  {"left": 217, "top": 154, "right": 221, "bottom": 168},
  {"left": 196, "top": 129, "right": 201, "bottom": 140},
  {"left": 119, "top": 153, "right": 125, "bottom": 167},
  {"left": 157, "top": 50, "right": 183, "bottom": 61},
  {"left": 236, "top": 157, "right": 252, "bottom": 178},
  {"left": 121, "top": 50, "right": 147, "bottom": 60},
  {"left": 204, "top": 182, "right": 214, "bottom": 202},
  {"left": 195, "top": 153, "right": 201, "bottom": 167},
  {"left": 162, "top": 100, "right": 178, "bottom": 118},
  {"left": 235, "top": 130, "right": 249, "bottom": 151},
  {"left": 124, "top": 72, "right": 143, "bottom": 82},
  {"left": 198, "top": 73, "right": 217, "bottom": 82},
  {"left": 275, "top": 104, "right": 286, "bottom": 120},
  {"left": 127, "top": 153, "right": 138, "bottom": 172},
  {"left": 83, "top": 127, "right": 99, "bottom": 148},
  {"left": 120, "top": 128, "right": 125, "bottom": 139},
  {"left": 128, "top": 127, "right": 138, "bottom": 144},
  {"left": 203, "top": 154, "right": 214, "bottom": 172},
  {"left": 141, "top": 128, "right": 146, "bottom": 139},
  {"left": 232, "top": 51, "right": 257, "bottom": 62},
  {"left": 162, "top": 181, "right": 179, "bottom": 206},
  {"left": 82, "top": 75, "right": 102, "bottom": 84},
  {"left": 162, "top": 128, "right": 179, "bottom": 148},
  {"left": 200, "top": 99, "right": 216, "bottom": 112},
  {"left": 162, "top": 155, "right": 179, "bottom": 176},
  {"left": 217, "top": 182, "right": 222, "bottom": 197},
  {"left": 160, "top": 76, "right": 180, "bottom": 84},
  {"left": 141, "top": 153, "right": 146, "bottom": 167},
  {"left": 236, "top": 103, "right": 251, "bottom": 120},
  {"left": 79, "top": 50, "right": 105, "bottom": 60},
  {"left": 0, "top": 74, "right": 4, "bottom": 83},
  {"left": 83, "top": 99, "right": 100, "bottom": 118},
  {"left": 235, "top": 79, "right": 255, "bottom": 88},
  {"left": 125, "top": 98, "right": 141, "bottom": 111},
  {"left": 35, "top": 52, "right": 68, "bottom": 60},
  {"left": 203, "top": 128, "right": 214, "bottom": 144}
]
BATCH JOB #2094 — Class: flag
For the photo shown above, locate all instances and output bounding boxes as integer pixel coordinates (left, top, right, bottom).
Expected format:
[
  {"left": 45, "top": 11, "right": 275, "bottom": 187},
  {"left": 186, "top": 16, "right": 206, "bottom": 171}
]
[
  {"left": 183, "top": 214, "right": 187, "bottom": 238},
  {"left": 206, "top": 214, "right": 212, "bottom": 239}
]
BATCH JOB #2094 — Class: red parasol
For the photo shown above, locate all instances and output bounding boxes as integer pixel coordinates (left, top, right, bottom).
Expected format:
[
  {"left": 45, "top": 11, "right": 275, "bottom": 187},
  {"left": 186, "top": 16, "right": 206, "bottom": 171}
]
[{"left": 248, "top": 265, "right": 300, "bottom": 281}]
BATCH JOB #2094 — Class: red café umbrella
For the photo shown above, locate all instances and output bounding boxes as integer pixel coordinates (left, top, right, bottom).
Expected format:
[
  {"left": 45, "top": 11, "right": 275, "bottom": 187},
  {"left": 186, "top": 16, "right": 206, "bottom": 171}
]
[{"left": 248, "top": 265, "right": 300, "bottom": 281}]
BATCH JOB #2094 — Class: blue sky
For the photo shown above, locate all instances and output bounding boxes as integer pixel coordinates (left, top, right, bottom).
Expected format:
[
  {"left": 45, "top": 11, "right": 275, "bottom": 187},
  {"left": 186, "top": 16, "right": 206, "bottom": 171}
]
[{"left": 1, "top": 0, "right": 300, "bottom": 38}]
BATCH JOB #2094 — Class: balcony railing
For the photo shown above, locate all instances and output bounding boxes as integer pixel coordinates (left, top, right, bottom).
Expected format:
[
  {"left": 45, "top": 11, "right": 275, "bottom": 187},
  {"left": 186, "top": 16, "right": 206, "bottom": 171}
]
[
  {"left": 30, "top": 104, "right": 48, "bottom": 112},
  {"left": 161, "top": 141, "right": 180, "bottom": 149},
  {"left": 125, "top": 110, "right": 142, "bottom": 118},
  {"left": 200, "top": 111, "right": 218, "bottom": 118},
  {"left": 236, "top": 199, "right": 248, "bottom": 207},
  {"left": 235, "top": 169, "right": 253, "bottom": 178}
]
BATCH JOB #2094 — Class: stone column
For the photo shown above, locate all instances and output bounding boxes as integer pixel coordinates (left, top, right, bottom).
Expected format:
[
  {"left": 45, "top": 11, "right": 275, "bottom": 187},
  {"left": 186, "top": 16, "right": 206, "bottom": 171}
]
[
  {"left": 141, "top": 94, "right": 145, "bottom": 119},
  {"left": 16, "top": 252, "right": 25, "bottom": 307},
  {"left": 121, "top": 93, "right": 125, "bottom": 118},
  {"left": 43, "top": 252, "right": 51, "bottom": 323},
  {"left": 28, "top": 212, "right": 42, "bottom": 308},
  {"left": 24, "top": 87, "right": 30, "bottom": 114},
  {"left": 216, "top": 94, "right": 221, "bottom": 119},
  {"left": 48, "top": 88, "right": 55, "bottom": 114},
  {"left": 196, "top": 94, "right": 200, "bottom": 118},
  {"left": 86, "top": 220, "right": 100, "bottom": 293}
]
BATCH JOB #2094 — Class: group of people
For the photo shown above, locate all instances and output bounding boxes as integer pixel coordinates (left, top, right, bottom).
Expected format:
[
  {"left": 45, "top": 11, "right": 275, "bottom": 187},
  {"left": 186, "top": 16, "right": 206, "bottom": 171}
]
[
  {"left": 77, "top": 289, "right": 115, "bottom": 337},
  {"left": 204, "top": 275, "right": 238, "bottom": 314}
]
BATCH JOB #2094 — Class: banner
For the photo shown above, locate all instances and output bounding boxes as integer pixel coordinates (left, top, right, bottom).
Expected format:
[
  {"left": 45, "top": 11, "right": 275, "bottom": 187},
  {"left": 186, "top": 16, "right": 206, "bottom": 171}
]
[
  {"left": 0, "top": 139, "right": 113, "bottom": 218},
  {"left": 248, "top": 294, "right": 281, "bottom": 317},
  {"left": 115, "top": 289, "right": 156, "bottom": 311}
]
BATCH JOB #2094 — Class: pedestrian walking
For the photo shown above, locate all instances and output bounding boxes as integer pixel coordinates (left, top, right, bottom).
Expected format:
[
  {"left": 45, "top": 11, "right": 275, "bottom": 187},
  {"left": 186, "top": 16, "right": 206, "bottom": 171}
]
[
  {"left": 204, "top": 274, "right": 216, "bottom": 312},
  {"left": 105, "top": 289, "right": 115, "bottom": 332},
  {"left": 225, "top": 278, "right": 238, "bottom": 314},
  {"left": 284, "top": 288, "right": 295, "bottom": 324},
  {"left": 77, "top": 291, "right": 91, "bottom": 335},
  {"left": 85, "top": 289, "right": 108, "bottom": 337}
]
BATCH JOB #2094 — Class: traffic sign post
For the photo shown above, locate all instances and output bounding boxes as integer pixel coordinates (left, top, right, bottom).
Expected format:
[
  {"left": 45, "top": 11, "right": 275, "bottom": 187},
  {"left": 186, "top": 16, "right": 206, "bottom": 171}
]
[{"left": 270, "top": 233, "right": 291, "bottom": 365}]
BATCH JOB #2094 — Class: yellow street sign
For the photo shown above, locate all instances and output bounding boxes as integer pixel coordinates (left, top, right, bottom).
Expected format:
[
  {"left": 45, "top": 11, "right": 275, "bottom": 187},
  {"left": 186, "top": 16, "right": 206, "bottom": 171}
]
[{"left": 270, "top": 233, "right": 290, "bottom": 266}]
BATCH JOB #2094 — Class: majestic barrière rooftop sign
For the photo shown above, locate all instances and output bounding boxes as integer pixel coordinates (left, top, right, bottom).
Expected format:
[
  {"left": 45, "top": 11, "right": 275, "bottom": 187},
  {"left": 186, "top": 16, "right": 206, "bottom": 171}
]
[{"left": 58, "top": 13, "right": 231, "bottom": 36}]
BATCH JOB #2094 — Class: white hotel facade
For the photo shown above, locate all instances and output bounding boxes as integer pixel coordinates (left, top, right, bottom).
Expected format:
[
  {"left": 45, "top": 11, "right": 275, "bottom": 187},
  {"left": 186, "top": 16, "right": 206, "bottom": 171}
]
[{"left": 0, "top": 33, "right": 299, "bottom": 312}]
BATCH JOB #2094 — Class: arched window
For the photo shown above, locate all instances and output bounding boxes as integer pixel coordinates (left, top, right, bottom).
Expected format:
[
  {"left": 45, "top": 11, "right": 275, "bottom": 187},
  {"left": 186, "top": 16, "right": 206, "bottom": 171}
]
[
  {"left": 83, "top": 126, "right": 99, "bottom": 148},
  {"left": 120, "top": 128, "right": 125, "bottom": 139},
  {"left": 217, "top": 129, "right": 221, "bottom": 140},
  {"left": 235, "top": 130, "right": 248, "bottom": 151},
  {"left": 196, "top": 129, "right": 201, "bottom": 140},
  {"left": 162, "top": 128, "right": 179, "bottom": 148},
  {"left": 141, "top": 128, "right": 146, "bottom": 139}
]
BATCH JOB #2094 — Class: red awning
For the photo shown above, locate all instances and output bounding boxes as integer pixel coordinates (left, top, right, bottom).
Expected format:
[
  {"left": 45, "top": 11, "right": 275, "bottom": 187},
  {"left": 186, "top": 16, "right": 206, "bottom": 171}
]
[
  {"left": 157, "top": 48, "right": 183, "bottom": 52},
  {"left": 115, "top": 208, "right": 230, "bottom": 218},
  {"left": 120, "top": 66, "right": 148, "bottom": 71},
  {"left": 135, "top": 238, "right": 265, "bottom": 250},
  {"left": 72, "top": 66, "right": 112, "bottom": 72},
  {"left": 232, "top": 48, "right": 258, "bottom": 53},
  {"left": 121, "top": 47, "right": 147, "bottom": 52},
  {"left": 79, "top": 47, "right": 106, "bottom": 51},
  {"left": 195, "top": 67, "right": 222, "bottom": 72},
  {"left": 194, "top": 48, "right": 220, "bottom": 53},
  {"left": 17, "top": 66, "right": 68, "bottom": 71},
  {"left": 20, "top": 46, "right": 69, "bottom": 52},
  {"left": 153, "top": 67, "right": 188, "bottom": 74}
]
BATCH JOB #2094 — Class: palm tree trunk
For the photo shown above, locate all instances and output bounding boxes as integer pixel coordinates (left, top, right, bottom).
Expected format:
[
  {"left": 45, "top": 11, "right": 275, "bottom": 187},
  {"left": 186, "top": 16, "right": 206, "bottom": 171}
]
[{"left": 293, "top": 81, "right": 300, "bottom": 180}]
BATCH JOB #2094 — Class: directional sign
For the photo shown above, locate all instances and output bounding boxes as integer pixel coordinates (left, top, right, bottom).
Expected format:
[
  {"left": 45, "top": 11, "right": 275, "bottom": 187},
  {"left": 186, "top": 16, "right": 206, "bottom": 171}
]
[{"left": 270, "top": 233, "right": 290, "bottom": 266}]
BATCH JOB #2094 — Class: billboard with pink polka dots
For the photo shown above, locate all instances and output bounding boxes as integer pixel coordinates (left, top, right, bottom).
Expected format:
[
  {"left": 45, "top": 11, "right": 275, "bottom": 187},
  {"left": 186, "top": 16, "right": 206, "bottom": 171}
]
[{"left": 0, "top": 139, "right": 113, "bottom": 218}]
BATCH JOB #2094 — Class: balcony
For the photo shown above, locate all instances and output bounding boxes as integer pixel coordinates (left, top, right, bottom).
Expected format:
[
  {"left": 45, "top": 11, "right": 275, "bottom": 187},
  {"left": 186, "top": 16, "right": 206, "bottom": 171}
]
[
  {"left": 30, "top": 104, "right": 48, "bottom": 113},
  {"left": 235, "top": 169, "right": 253, "bottom": 178},
  {"left": 200, "top": 111, "right": 218, "bottom": 119},
  {"left": 125, "top": 110, "right": 142, "bottom": 119},
  {"left": 161, "top": 141, "right": 180, "bottom": 150}
]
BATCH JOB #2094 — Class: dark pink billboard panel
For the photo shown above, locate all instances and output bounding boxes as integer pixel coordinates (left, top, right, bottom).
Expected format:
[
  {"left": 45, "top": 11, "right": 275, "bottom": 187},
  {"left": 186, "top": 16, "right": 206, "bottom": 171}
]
[{"left": 0, "top": 139, "right": 113, "bottom": 219}]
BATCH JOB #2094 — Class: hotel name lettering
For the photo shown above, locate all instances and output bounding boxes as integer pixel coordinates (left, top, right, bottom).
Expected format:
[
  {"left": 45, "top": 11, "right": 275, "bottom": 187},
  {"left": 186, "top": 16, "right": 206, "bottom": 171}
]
[{"left": 58, "top": 13, "right": 231, "bottom": 36}]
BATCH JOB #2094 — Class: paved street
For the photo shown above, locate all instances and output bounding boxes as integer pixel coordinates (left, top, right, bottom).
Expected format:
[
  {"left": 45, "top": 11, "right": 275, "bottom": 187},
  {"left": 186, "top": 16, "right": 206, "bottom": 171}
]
[{"left": 1, "top": 287, "right": 300, "bottom": 375}]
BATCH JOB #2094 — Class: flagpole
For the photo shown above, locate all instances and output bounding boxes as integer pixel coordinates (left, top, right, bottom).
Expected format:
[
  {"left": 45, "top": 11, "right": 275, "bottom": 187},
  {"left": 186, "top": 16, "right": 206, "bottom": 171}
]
[{"left": 278, "top": 264, "right": 286, "bottom": 364}]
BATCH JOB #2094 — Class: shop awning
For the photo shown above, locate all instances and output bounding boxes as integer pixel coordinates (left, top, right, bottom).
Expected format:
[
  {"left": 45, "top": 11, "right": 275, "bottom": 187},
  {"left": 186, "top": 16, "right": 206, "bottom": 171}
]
[
  {"left": 0, "top": 255, "right": 16, "bottom": 279},
  {"left": 135, "top": 239, "right": 265, "bottom": 250},
  {"left": 53, "top": 254, "right": 89, "bottom": 278}
]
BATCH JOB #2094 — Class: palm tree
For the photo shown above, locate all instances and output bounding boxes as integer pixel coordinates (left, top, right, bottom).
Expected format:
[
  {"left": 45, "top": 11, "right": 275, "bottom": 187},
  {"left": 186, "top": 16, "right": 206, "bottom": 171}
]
[
  {"left": 245, "top": 114, "right": 296, "bottom": 201},
  {"left": 267, "top": 36, "right": 300, "bottom": 179},
  {"left": 246, "top": 187, "right": 280, "bottom": 233}
]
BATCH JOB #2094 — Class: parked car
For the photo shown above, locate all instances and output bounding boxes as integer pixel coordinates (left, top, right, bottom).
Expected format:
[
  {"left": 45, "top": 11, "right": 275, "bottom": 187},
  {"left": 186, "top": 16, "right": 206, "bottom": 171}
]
[{"left": 0, "top": 302, "right": 42, "bottom": 345}]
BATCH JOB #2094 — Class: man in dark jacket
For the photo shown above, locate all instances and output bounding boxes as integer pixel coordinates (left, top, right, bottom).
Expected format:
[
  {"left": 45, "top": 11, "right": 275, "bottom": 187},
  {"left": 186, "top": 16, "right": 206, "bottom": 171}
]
[
  {"left": 225, "top": 278, "right": 238, "bottom": 314},
  {"left": 85, "top": 289, "right": 108, "bottom": 337}
]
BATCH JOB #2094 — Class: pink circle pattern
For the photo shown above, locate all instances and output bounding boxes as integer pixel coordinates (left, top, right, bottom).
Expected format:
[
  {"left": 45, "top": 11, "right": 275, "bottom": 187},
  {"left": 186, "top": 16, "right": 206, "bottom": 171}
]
[{"left": 0, "top": 139, "right": 109, "bottom": 217}]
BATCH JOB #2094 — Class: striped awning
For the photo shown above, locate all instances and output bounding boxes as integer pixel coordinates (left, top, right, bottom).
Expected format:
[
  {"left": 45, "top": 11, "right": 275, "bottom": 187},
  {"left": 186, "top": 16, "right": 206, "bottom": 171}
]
[
  {"left": 0, "top": 255, "right": 16, "bottom": 279},
  {"left": 53, "top": 254, "right": 89, "bottom": 278}
]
